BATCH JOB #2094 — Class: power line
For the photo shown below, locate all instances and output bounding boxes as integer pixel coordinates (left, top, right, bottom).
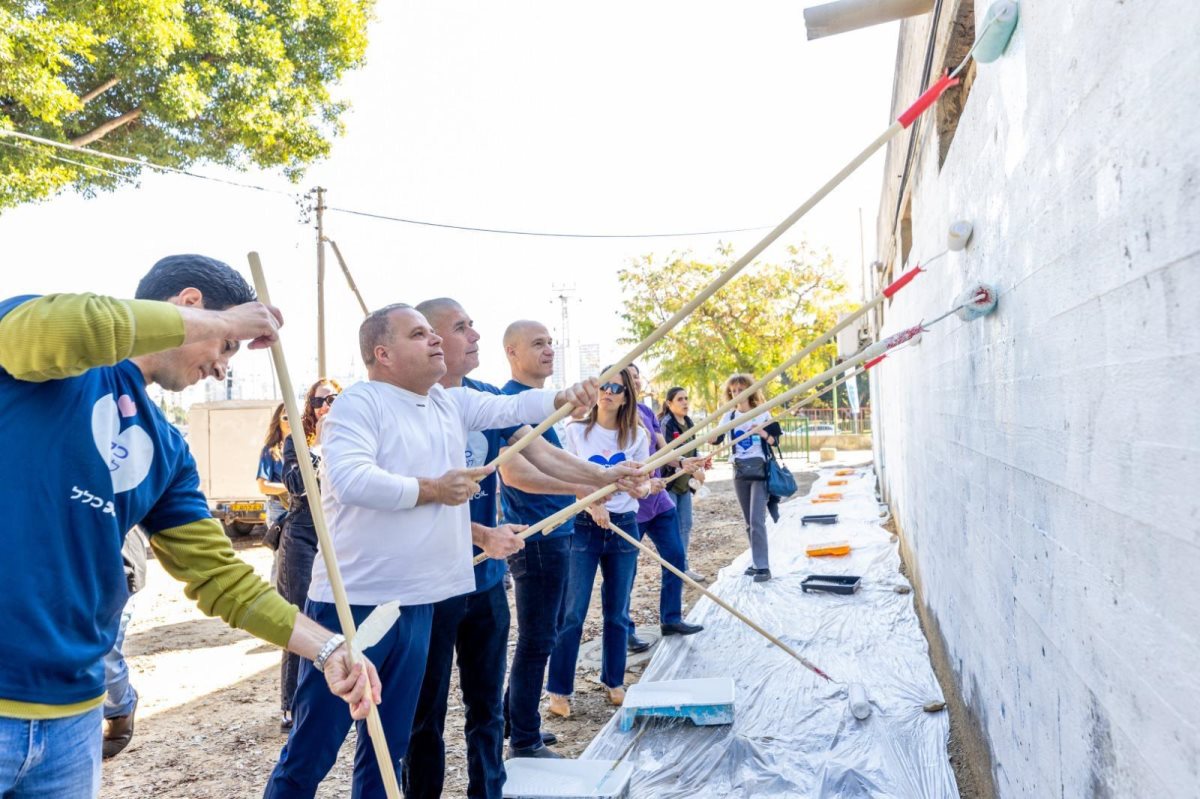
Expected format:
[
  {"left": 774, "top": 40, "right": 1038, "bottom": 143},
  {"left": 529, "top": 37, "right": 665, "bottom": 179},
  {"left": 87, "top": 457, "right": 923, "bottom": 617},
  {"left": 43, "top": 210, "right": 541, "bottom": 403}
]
[
  {"left": 1, "top": 127, "right": 774, "bottom": 239},
  {"left": 322, "top": 205, "right": 774, "bottom": 239}
]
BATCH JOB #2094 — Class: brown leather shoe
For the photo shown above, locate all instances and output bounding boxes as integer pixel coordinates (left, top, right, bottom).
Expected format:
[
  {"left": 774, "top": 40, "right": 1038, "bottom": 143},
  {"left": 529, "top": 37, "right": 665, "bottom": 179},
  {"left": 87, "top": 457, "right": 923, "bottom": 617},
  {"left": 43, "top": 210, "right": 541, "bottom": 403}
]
[{"left": 102, "top": 696, "right": 137, "bottom": 759}]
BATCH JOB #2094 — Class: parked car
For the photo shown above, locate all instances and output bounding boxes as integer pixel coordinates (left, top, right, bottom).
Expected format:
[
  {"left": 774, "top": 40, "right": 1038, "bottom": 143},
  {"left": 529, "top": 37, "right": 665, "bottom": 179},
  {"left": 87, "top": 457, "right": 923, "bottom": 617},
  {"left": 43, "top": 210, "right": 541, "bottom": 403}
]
[{"left": 806, "top": 423, "right": 837, "bottom": 435}]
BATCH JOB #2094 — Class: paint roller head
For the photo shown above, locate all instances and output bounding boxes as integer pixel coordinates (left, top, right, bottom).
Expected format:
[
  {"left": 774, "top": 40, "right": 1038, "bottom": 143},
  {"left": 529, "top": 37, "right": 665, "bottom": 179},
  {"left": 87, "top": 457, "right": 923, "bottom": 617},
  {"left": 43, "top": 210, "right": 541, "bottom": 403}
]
[
  {"left": 974, "top": 0, "right": 1019, "bottom": 63},
  {"left": 848, "top": 683, "right": 872, "bottom": 719},
  {"left": 955, "top": 282, "right": 999, "bottom": 321},
  {"left": 947, "top": 220, "right": 973, "bottom": 251}
]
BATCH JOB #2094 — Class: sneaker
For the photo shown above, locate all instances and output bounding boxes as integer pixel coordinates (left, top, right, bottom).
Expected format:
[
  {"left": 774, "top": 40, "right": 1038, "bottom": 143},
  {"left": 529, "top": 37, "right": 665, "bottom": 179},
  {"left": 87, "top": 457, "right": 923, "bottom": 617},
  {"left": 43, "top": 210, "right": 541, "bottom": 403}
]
[
  {"left": 661, "top": 621, "right": 704, "bottom": 636},
  {"left": 607, "top": 686, "right": 626, "bottom": 706},
  {"left": 548, "top": 693, "right": 571, "bottom": 718},
  {"left": 541, "top": 730, "right": 559, "bottom": 746},
  {"left": 102, "top": 695, "right": 138, "bottom": 759},
  {"left": 684, "top": 569, "right": 707, "bottom": 583},
  {"left": 508, "top": 742, "right": 564, "bottom": 759},
  {"left": 753, "top": 569, "right": 772, "bottom": 583},
  {"left": 744, "top": 565, "right": 757, "bottom": 576}
]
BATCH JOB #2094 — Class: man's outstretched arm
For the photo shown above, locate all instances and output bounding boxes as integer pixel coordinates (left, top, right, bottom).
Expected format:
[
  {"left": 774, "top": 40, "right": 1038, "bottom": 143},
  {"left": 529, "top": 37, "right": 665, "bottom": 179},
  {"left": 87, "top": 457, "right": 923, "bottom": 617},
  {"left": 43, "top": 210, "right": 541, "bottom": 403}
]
[{"left": 0, "top": 292, "right": 280, "bottom": 382}]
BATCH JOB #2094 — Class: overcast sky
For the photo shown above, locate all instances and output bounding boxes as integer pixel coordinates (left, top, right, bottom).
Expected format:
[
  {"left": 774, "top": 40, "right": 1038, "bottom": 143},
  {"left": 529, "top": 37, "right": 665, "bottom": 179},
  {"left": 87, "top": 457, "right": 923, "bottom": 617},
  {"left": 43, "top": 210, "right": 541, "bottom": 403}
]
[{"left": 0, "top": 1, "right": 899, "bottom": 403}]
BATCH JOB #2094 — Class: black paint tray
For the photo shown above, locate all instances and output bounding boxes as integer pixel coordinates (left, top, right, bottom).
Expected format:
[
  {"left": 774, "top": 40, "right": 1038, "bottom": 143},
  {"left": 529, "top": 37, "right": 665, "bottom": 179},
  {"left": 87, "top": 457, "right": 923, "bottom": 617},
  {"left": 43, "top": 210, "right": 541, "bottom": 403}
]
[
  {"left": 801, "top": 575, "right": 861, "bottom": 595},
  {"left": 801, "top": 514, "right": 839, "bottom": 526}
]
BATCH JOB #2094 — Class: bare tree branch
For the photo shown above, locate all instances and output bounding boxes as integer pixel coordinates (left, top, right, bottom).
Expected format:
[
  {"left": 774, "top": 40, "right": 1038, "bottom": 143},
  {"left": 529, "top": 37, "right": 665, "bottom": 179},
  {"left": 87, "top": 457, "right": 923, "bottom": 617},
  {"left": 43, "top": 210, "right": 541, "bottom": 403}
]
[
  {"left": 78, "top": 77, "right": 120, "bottom": 105},
  {"left": 70, "top": 107, "right": 142, "bottom": 147}
]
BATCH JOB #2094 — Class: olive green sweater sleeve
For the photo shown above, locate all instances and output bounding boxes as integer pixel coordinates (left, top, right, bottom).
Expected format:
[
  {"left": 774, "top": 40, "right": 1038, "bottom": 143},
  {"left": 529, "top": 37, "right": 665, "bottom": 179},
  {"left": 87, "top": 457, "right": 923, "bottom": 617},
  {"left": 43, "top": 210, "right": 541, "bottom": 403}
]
[
  {"left": 149, "top": 518, "right": 298, "bottom": 648},
  {"left": 0, "top": 293, "right": 185, "bottom": 382}
]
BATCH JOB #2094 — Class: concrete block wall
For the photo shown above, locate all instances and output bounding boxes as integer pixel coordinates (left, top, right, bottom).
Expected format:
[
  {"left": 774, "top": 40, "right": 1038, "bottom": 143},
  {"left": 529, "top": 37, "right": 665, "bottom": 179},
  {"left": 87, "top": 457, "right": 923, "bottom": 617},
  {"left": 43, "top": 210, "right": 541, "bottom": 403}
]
[{"left": 870, "top": 1, "right": 1200, "bottom": 796}]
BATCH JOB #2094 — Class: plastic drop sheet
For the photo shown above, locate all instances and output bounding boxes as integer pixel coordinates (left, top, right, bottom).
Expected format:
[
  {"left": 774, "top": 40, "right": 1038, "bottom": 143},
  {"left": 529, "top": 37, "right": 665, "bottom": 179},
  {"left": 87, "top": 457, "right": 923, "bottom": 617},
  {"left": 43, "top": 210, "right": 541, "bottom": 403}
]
[{"left": 582, "top": 460, "right": 959, "bottom": 798}]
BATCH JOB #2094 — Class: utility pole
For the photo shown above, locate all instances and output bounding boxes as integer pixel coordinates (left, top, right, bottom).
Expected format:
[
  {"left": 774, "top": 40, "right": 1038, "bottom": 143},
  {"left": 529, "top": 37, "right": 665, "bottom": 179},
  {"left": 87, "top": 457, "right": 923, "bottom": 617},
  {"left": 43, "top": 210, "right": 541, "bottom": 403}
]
[
  {"left": 550, "top": 285, "right": 575, "bottom": 388},
  {"left": 315, "top": 186, "right": 327, "bottom": 377}
]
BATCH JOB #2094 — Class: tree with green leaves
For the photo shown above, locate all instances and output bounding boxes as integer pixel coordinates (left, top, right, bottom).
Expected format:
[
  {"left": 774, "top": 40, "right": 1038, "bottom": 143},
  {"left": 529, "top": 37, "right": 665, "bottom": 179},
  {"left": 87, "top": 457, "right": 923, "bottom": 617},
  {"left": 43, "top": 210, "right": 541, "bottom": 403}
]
[
  {"left": 0, "top": 0, "right": 373, "bottom": 209},
  {"left": 619, "top": 243, "right": 851, "bottom": 411}
]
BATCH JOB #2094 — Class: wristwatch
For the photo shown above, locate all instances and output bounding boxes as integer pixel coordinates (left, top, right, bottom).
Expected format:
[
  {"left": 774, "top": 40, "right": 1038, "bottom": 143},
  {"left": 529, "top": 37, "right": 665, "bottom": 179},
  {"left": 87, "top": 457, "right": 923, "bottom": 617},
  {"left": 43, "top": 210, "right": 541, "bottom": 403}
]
[{"left": 314, "top": 633, "right": 346, "bottom": 673}]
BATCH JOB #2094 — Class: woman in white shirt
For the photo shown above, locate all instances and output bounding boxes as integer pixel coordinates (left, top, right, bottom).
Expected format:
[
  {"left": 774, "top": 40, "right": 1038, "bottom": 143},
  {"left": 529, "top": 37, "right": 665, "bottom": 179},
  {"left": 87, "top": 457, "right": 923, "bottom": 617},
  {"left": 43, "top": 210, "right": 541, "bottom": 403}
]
[
  {"left": 718, "top": 373, "right": 783, "bottom": 583},
  {"left": 546, "top": 366, "right": 651, "bottom": 715}
]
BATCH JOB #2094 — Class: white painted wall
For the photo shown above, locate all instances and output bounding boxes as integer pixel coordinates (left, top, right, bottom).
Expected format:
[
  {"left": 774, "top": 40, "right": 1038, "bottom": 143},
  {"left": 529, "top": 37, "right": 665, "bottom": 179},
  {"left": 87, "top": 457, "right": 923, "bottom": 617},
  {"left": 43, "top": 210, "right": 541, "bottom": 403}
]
[{"left": 870, "top": 1, "right": 1200, "bottom": 796}]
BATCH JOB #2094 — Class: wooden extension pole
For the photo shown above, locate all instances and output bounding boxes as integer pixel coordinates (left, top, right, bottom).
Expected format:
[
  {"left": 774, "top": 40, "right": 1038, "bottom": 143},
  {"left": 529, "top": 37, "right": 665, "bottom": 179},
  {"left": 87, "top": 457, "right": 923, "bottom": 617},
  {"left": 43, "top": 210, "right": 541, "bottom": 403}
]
[
  {"left": 473, "top": 337, "right": 898, "bottom": 566},
  {"left": 489, "top": 122, "right": 904, "bottom": 471},
  {"left": 606, "top": 523, "right": 832, "bottom": 681},
  {"left": 247, "top": 252, "right": 402, "bottom": 799}
]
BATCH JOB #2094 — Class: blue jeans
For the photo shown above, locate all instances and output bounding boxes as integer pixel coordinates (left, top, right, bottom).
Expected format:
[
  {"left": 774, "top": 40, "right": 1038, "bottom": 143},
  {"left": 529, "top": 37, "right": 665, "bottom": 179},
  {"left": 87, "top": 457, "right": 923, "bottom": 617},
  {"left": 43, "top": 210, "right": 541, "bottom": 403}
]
[
  {"left": 103, "top": 597, "right": 136, "bottom": 718},
  {"left": 674, "top": 491, "right": 694, "bottom": 568},
  {"left": 547, "top": 512, "right": 640, "bottom": 695},
  {"left": 264, "top": 599, "right": 433, "bottom": 799},
  {"left": 629, "top": 508, "right": 685, "bottom": 626},
  {"left": 504, "top": 535, "right": 570, "bottom": 750},
  {"left": 0, "top": 706, "right": 103, "bottom": 798},
  {"left": 403, "top": 580, "right": 509, "bottom": 799}
]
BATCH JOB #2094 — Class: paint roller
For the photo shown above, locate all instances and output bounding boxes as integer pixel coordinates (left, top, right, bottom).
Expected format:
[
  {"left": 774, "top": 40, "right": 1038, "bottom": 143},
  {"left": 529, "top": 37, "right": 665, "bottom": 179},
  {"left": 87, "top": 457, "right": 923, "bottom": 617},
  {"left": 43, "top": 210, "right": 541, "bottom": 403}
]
[{"left": 485, "top": 5, "right": 1014, "bottom": 472}]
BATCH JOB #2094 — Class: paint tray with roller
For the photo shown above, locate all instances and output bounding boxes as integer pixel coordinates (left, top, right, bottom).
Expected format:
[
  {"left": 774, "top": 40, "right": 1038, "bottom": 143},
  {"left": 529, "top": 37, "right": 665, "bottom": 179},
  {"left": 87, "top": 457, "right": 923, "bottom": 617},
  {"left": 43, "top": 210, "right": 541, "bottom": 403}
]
[
  {"left": 618, "top": 677, "right": 735, "bottom": 731},
  {"left": 502, "top": 759, "right": 634, "bottom": 799},
  {"left": 801, "top": 574, "right": 862, "bottom": 595}
]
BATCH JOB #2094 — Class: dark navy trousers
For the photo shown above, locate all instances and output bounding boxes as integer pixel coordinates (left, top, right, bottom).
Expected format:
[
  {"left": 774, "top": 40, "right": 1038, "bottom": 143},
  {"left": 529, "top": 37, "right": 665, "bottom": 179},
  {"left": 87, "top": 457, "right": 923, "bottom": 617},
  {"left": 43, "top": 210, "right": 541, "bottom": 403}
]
[
  {"left": 403, "top": 580, "right": 509, "bottom": 799},
  {"left": 264, "top": 599, "right": 433, "bottom": 799}
]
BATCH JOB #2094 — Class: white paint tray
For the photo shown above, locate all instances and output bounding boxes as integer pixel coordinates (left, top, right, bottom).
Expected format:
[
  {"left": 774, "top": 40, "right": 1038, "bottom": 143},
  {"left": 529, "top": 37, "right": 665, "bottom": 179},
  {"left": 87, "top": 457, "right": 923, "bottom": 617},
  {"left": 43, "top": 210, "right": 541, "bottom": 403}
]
[
  {"left": 618, "top": 676, "right": 735, "bottom": 731},
  {"left": 502, "top": 758, "right": 633, "bottom": 799}
]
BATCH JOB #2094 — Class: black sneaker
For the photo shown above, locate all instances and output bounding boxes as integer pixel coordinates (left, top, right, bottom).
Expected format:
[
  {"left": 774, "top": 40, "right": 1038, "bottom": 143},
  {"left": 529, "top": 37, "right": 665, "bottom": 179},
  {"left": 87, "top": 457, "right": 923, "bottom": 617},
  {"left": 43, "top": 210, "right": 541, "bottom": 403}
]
[
  {"left": 507, "top": 742, "right": 564, "bottom": 759},
  {"left": 661, "top": 622, "right": 704, "bottom": 636},
  {"left": 503, "top": 719, "right": 557, "bottom": 747},
  {"left": 753, "top": 569, "right": 772, "bottom": 583},
  {"left": 744, "top": 565, "right": 758, "bottom": 576}
]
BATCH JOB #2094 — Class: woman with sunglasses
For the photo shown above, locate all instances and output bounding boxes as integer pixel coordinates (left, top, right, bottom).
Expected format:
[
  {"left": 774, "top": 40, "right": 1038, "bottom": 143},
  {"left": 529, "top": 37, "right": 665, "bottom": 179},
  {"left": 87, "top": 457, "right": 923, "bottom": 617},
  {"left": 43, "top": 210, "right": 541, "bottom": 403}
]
[
  {"left": 276, "top": 378, "right": 340, "bottom": 730},
  {"left": 546, "top": 367, "right": 651, "bottom": 716}
]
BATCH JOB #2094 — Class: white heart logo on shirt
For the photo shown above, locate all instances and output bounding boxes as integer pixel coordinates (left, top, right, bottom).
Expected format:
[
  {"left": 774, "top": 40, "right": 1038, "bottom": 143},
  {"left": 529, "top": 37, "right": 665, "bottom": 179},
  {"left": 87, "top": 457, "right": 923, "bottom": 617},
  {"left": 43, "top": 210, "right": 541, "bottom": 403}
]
[
  {"left": 465, "top": 431, "right": 489, "bottom": 469},
  {"left": 91, "top": 395, "right": 154, "bottom": 494}
]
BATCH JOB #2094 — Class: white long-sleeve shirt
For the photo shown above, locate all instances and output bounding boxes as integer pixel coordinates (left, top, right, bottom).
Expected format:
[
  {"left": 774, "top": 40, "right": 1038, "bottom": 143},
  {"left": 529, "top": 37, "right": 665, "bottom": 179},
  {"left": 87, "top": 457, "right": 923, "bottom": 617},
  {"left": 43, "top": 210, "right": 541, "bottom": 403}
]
[{"left": 308, "top": 379, "right": 557, "bottom": 606}]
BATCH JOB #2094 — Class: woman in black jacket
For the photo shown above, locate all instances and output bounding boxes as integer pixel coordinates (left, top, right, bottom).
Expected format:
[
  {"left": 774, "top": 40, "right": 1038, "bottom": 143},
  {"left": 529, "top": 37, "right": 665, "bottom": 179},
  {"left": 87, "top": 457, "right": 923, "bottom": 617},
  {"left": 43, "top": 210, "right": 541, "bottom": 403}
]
[
  {"left": 276, "top": 377, "right": 339, "bottom": 730},
  {"left": 659, "top": 387, "right": 709, "bottom": 582},
  {"left": 717, "top": 374, "right": 782, "bottom": 583}
]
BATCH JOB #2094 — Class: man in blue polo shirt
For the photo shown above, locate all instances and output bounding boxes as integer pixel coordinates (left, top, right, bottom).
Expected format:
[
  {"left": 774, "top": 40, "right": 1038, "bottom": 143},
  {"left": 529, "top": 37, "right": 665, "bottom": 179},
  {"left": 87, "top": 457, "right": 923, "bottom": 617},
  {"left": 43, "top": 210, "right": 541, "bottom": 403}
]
[
  {"left": 497, "top": 320, "right": 642, "bottom": 758},
  {"left": 404, "top": 301, "right": 639, "bottom": 795}
]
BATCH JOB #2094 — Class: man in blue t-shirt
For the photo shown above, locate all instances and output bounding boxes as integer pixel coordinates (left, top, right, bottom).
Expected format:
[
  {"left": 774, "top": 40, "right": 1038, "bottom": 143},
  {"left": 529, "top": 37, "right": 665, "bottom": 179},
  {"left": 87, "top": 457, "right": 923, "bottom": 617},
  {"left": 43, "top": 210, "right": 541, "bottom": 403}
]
[
  {"left": 0, "top": 256, "right": 381, "bottom": 798},
  {"left": 494, "top": 320, "right": 650, "bottom": 758},
  {"left": 403, "top": 301, "right": 640, "bottom": 794}
]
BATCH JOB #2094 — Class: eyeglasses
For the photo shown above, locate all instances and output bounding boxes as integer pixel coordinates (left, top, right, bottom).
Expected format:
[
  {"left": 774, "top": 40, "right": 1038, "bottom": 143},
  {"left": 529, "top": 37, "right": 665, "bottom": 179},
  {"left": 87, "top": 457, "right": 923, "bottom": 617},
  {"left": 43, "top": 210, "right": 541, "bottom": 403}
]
[
  {"left": 599, "top": 382, "right": 626, "bottom": 395},
  {"left": 310, "top": 394, "right": 338, "bottom": 409}
]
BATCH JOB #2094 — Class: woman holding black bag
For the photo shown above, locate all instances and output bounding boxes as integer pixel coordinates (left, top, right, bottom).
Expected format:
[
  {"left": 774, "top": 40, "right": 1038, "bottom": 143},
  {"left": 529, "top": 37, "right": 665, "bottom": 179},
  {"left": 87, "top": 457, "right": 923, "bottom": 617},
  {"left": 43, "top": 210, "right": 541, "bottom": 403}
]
[{"left": 717, "top": 374, "right": 782, "bottom": 583}]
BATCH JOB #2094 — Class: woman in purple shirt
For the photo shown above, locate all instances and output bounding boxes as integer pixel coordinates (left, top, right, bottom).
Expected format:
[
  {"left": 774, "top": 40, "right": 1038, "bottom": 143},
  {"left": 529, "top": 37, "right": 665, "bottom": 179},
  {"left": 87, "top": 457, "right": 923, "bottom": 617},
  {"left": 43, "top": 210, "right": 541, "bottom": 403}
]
[{"left": 625, "top": 365, "right": 705, "bottom": 653}]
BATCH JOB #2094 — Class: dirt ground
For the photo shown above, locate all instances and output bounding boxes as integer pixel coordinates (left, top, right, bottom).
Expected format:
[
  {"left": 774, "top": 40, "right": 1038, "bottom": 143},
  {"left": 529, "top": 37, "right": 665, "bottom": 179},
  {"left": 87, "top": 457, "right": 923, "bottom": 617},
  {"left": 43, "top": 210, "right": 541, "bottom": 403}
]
[{"left": 99, "top": 460, "right": 977, "bottom": 798}]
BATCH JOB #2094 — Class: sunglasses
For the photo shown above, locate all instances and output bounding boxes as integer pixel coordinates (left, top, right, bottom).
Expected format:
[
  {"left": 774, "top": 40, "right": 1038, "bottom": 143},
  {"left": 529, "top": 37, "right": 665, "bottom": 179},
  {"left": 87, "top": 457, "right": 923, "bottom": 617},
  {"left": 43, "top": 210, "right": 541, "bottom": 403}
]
[
  {"left": 310, "top": 394, "right": 338, "bottom": 409},
  {"left": 599, "top": 382, "right": 626, "bottom": 395}
]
